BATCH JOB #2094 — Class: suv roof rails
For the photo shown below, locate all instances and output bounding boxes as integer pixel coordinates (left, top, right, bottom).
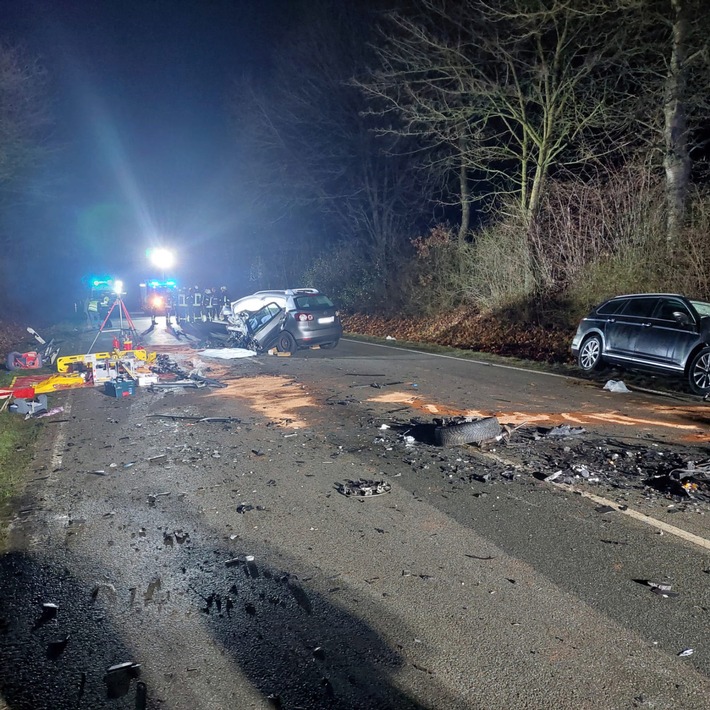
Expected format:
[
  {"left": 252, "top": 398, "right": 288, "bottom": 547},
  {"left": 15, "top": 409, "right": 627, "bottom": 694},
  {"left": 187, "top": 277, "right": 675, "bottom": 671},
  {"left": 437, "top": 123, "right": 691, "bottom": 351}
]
[{"left": 285, "top": 287, "right": 319, "bottom": 296}]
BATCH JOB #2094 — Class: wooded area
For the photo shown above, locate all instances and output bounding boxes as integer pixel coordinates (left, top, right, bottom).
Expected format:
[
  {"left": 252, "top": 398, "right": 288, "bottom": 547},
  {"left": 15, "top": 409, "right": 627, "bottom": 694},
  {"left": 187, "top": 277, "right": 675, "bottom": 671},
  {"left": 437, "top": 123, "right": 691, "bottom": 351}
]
[
  {"left": 234, "top": 0, "right": 710, "bottom": 324},
  {"left": 1, "top": 0, "right": 709, "bottom": 328}
]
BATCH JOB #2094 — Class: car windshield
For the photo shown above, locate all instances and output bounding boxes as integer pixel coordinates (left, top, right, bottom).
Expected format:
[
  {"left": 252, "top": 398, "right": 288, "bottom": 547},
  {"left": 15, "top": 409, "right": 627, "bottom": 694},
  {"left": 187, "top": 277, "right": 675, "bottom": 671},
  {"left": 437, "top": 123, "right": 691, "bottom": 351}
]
[
  {"left": 690, "top": 300, "right": 710, "bottom": 317},
  {"left": 294, "top": 294, "right": 333, "bottom": 309}
]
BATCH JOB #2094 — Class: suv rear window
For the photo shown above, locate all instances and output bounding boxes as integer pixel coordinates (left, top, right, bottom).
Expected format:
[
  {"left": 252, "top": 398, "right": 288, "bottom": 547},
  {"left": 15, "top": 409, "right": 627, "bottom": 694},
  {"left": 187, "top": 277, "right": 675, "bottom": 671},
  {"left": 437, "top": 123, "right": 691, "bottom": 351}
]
[
  {"left": 597, "top": 299, "right": 627, "bottom": 315},
  {"left": 294, "top": 295, "right": 333, "bottom": 309}
]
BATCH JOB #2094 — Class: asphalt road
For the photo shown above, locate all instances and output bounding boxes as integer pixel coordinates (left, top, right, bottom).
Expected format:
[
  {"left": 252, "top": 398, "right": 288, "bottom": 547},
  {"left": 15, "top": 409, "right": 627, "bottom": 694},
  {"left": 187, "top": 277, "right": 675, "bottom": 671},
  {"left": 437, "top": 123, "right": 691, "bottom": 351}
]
[{"left": 1, "top": 319, "right": 710, "bottom": 709}]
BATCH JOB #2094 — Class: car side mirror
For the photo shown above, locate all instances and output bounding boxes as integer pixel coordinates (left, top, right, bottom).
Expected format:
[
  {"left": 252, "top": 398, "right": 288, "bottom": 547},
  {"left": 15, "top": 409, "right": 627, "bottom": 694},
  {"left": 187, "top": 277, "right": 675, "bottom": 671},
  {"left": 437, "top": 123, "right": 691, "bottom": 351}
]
[{"left": 672, "top": 311, "right": 690, "bottom": 326}]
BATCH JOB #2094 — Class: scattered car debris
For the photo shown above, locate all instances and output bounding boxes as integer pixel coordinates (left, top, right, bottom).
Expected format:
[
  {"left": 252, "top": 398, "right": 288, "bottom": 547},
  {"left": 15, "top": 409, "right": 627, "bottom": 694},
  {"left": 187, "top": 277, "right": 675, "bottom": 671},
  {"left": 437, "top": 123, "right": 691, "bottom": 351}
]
[
  {"left": 147, "top": 492, "right": 171, "bottom": 506},
  {"left": 678, "top": 648, "right": 694, "bottom": 657},
  {"left": 336, "top": 479, "right": 392, "bottom": 497},
  {"left": 434, "top": 416, "right": 501, "bottom": 447},
  {"left": 198, "top": 348, "right": 257, "bottom": 359},
  {"left": 104, "top": 661, "right": 142, "bottom": 699},
  {"left": 603, "top": 380, "right": 631, "bottom": 393},
  {"left": 633, "top": 579, "right": 679, "bottom": 598},
  {"left": 542, "top": 425, "right": 586, "bottom": 438},
  {"left": 46, "top": 635, "right": 70, "bottom": 660}
]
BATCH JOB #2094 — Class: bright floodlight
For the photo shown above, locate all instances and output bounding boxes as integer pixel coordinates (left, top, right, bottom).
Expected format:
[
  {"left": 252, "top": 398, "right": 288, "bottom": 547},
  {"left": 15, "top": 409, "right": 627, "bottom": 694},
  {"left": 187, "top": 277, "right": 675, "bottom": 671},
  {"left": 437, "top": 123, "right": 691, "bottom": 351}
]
[
  {"left": 147, "top": 247, "right": 175, "bottom": 271},
  {"left": 113, "top": 279, "right": 124, "bottom": 294}
]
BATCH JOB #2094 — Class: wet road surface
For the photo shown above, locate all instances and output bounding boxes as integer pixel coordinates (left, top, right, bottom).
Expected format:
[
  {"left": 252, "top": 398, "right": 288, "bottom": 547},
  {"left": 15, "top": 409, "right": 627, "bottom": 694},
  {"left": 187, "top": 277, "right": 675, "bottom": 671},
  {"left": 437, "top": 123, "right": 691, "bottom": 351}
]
[{"left": 1, "top": 318, "right": 710, "bottom": 709}]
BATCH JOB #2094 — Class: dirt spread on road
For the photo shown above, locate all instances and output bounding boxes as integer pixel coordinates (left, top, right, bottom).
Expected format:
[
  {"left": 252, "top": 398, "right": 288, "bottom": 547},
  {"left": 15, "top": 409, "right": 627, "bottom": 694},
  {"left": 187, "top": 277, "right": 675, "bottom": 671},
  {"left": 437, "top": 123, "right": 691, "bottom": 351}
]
[
  {"left": 367, "top": 390, "right": 708, "bottom": 437},
  {"left": 206, "top": 374, "right": 317, "bottom": 428}
]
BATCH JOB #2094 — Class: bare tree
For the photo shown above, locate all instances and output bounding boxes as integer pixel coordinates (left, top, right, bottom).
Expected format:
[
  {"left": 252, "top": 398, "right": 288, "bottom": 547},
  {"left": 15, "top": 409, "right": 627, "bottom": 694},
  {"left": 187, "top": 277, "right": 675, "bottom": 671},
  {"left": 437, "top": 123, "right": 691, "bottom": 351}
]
[
  {"left": 0, "top": 43, "right": 50, "bottom": 199},
  {"left": 358, "top": 0, "right": 637, "bottom": 226},
  {"left": 232, "top": 1, "right": 435, "bottom": 300}
]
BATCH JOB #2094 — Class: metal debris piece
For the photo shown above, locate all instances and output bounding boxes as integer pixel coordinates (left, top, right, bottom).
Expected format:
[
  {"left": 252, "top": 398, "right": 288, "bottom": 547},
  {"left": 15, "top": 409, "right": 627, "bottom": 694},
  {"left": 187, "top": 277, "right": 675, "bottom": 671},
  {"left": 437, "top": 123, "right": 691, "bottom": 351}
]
[
  {"left": 544, "top": 425, "right": 587, "bottom": 438},
  {"left": 47, "top": 635, "right": 69, "bottom": 660},
  {"left": 336, "top": 479, "right": 392, "bottom": 497},
  {"left": 148, "top": 454, "right": 168, "bottom": 465},
  {"left": 678, "top": 648, "right": 694, "bottom": 657},
  {"left": 633, "top": 579, "right": 680, "bottom": 598},
  {"left": 595, "top": 505, "right": 615, "bottom": 514},
  {"left": 104, "top": 661, "right": 141, "bottom": 699}
]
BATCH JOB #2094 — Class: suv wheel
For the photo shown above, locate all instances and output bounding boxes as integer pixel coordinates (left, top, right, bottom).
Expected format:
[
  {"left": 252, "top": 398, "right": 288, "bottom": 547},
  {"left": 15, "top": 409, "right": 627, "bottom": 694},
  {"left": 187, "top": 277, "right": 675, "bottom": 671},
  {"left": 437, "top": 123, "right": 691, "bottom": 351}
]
[
  {"left": 320, "top": 339, "right": 339, "bottom": 350},
  {"left": 688, "top": 347, "right": 710, "bottom": 395},
  {"left": 578, "top": 334, "right": 603, "bottom": 372},
  {"left": 277, "top": 331, "right": 297, "bottom": 354}
]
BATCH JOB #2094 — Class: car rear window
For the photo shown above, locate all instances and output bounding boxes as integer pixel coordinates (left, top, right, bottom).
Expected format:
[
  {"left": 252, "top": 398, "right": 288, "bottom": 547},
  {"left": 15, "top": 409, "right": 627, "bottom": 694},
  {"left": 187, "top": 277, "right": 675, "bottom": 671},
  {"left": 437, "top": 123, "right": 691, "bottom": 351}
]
[
  {"left": 621, "top": 297, "right": 659, "bottom": 317},
  {"left": 691, "top": 300, "right": 710, "bottom": 317},
  {"left": 597, "top": 299, "right": 627, "bottom": 315},
  {"left": 294, "top": 295, "right": 334, "bottom": 309}
]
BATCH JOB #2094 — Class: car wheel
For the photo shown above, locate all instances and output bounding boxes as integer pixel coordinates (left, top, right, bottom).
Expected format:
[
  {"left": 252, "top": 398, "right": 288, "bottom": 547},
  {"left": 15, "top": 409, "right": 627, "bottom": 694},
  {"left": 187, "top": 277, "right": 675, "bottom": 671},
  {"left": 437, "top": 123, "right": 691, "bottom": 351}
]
[
  {"left": 578, "top": 334, "right": 603, "bottom": 372},
  {"left": 277, "top": 331, "right": 297, "bottom": 354},
  {"left": 320, "top": 339, "right": 339, "bottom": 350},
  {"left": 688, "top": 347, "right": 710, "bottom": 395},
  {"left": 434, "top": 417, "right": 501, "bottom": 447}
]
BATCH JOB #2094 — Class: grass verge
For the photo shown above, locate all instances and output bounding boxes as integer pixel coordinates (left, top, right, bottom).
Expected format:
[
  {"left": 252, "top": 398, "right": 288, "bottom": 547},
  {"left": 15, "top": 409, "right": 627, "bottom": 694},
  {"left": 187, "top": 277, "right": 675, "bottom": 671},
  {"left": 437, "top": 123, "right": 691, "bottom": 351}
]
[{"left": 0, "top": 370, "right": 42, "bottom": 546}]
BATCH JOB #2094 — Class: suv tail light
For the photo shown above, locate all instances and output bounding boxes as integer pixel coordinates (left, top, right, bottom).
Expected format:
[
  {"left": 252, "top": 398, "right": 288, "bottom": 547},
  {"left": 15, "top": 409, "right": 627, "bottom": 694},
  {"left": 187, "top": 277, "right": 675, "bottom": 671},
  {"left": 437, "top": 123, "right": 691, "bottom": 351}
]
[{"left": 295, "top": 312, "right": 314, "bottom": 322}]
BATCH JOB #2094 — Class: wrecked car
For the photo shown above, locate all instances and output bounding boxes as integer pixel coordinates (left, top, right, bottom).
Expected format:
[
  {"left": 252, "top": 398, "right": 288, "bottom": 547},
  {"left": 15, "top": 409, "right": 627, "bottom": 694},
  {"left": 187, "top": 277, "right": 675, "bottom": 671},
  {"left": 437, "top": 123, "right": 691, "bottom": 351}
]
[
  {"left": 571, "top": 293, "right": 710, "bottom": 395},
  {"left": 224, "top": 288, "right": 342, "bottom": 353}
]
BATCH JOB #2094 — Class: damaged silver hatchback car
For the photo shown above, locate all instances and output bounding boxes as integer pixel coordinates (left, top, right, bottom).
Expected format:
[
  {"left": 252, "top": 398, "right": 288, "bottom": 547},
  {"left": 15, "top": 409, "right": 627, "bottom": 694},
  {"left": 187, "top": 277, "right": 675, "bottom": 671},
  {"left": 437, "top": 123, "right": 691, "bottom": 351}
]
[
  {"left": 571, "top": 293, "right": 710, "bottom": 395},
  {"left": 225, "top": 288, "right": 342, "bottom": 354}
]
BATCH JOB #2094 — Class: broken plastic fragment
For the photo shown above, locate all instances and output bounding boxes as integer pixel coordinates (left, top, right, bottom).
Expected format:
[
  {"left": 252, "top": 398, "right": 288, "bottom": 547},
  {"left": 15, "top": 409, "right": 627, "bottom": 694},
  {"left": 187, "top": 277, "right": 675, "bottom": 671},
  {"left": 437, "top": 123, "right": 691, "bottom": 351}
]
[
  {"left": 603, "top": 380, "right": 631, "bottom": 393},
  {"left": 678, "top": 648, "right": 694, "bottom": 657}
]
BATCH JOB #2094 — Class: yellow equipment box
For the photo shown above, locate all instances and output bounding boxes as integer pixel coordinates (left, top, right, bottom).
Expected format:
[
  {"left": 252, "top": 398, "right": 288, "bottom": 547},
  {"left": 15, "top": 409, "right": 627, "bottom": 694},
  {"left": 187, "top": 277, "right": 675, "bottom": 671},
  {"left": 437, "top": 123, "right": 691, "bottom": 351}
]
[{"left": 56, "top": 349, "right": 156, "bottom": 373}]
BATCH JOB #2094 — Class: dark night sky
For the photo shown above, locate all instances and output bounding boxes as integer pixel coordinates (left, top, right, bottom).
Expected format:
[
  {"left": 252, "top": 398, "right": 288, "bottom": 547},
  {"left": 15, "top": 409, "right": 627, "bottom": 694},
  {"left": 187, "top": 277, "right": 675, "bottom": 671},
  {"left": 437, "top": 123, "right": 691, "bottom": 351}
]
[{"left": 1, "top": 0, "right": 296, "bottom": 304}]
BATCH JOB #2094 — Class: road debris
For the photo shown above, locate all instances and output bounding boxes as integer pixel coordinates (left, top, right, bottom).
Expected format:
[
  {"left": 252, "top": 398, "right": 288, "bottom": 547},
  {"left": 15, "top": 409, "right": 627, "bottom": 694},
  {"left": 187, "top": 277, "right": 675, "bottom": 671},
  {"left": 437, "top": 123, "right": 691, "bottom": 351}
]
[
  {"left": 603, "top": 380, "right": 631, "bottom": 393},
  {"left": 104, "top": 661, "right": 141, "bottom": 699},
  {"left": 678, "top": 648, "right": 694, "bottom": 657},
  {"left": 336, "top": 479, "right": 392, "bottom": 497},
  {"left": 434, "top": 416, "right": 501, "bottom": 447},
  {"left": 541, "top": 425, "right": 587, "bottom": 438}
]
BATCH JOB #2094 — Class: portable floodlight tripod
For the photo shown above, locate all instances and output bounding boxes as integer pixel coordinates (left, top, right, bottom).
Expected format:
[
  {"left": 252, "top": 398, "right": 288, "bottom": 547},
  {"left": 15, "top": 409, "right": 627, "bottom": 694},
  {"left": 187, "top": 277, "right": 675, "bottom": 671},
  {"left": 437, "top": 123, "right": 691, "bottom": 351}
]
[{"left": 87, "top": 295, "right": 140, "bottom": 354}]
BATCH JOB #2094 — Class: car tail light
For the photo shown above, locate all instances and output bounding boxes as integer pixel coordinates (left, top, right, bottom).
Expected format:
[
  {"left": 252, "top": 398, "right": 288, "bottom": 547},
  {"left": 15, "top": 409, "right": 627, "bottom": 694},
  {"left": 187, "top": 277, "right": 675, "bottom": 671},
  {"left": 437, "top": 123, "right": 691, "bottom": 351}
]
[{"left": 295, "top": 312, "right": 313, "bottom": 322}]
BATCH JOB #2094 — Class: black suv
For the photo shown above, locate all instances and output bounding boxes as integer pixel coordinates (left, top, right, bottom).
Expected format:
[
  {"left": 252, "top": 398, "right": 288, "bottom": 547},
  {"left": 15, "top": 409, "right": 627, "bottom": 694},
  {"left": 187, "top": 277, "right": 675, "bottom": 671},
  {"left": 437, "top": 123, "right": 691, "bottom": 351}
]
[{"left": 571, "top": 293, "right": 710, "bottom": 395}]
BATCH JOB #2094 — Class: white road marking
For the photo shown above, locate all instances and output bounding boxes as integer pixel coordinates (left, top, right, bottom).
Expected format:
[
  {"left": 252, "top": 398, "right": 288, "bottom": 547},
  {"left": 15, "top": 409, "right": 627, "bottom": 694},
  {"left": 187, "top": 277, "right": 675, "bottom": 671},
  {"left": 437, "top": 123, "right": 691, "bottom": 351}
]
[
  {"left": 341, "top": 338, "right": 579, "bottom": 380},
  {"left": 50, "top": 400, "right": 71, "bottom": 471},
  {"left": 479, "top": 450, "right": 710, "bottom": 551},
  {"left": 567, "top": 487, "right": 710, "bottom": 551},
  {"left": 342, "top": 338, "right": 702, "bottom": 402}
]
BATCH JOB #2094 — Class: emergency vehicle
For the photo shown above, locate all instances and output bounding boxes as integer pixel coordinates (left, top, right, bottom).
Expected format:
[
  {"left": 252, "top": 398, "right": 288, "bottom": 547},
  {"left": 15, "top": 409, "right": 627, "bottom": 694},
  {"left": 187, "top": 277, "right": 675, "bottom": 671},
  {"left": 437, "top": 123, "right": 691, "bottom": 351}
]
[{"left": 139, "top": 279, "right": 177, "bottom": 323}]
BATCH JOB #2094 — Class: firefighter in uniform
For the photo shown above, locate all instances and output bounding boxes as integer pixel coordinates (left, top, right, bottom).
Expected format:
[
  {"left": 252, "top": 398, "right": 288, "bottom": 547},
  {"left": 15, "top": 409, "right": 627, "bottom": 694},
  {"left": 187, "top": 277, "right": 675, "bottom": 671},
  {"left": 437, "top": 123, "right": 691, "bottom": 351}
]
[
  {"left": 218, "top": 286, "right": 230, "bottom": 320},
  {"left": 177, "top": 287, "right": 188, "bottom": 323},
  {"left": 208, "top": 288, "right": 220, "bottom": 321},
  {"left": 87, "top": 295, "right": 99, "bottom": 328},
  {"left": 165, "top": 288, "right": 175, "bottom": 326},
  {"left": 190, "top": 286, "right": 202, "bottom": 323}
]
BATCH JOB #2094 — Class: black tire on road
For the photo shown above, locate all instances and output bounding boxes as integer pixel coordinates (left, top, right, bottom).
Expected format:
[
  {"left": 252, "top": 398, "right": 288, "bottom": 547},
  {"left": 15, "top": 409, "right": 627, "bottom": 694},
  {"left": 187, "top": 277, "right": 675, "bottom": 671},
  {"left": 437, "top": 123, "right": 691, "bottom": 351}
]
[
  {"left": 578, "top": 334, "right": 603, "bottom": 372},
  {"left": 277, "top": 331, "right": 297, "bottom": 354},
  {"left": 688, "top": 346, "right": 710, "bottom": 395},
  {"left": 6, "top": 351, "right": 22, "bottom": 370},
  {"left": 434, "top": 416, "right": 501, "bottom": 447}
]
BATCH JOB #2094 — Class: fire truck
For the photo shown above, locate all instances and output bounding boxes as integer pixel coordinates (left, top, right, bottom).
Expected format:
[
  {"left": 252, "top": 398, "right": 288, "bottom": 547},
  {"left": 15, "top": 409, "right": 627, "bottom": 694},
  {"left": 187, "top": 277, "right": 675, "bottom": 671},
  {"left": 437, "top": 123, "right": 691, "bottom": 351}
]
[{"left": 139, "top": 279, "right": 177, "bottom": 325}]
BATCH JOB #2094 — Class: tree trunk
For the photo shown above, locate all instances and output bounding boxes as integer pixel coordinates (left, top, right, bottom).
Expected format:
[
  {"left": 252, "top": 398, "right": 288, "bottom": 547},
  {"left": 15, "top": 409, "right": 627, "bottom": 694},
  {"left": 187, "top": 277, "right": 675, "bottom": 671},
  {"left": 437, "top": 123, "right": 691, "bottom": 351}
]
[
  {"left": 458, "top": 160, "right": 470, "bottom": 241},
  {"left": 663, "top": 0, "right": 691, "bottom": 248}
]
